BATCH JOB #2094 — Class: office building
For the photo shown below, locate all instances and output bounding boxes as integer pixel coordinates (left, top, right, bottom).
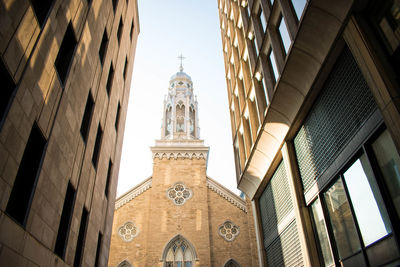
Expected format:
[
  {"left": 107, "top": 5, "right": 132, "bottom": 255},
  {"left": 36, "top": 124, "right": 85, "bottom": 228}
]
[
  {"left": 217, "top": 0, "right": 400, "bottom": 265},
  {"left": 0, "top": 0, "right": 139, "bottom": 266}
]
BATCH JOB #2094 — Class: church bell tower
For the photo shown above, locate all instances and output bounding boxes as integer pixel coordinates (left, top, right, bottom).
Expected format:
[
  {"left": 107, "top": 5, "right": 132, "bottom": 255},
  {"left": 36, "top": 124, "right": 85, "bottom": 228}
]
[{"left": 152, "top": 58, "right": 209, "bottom": 162}]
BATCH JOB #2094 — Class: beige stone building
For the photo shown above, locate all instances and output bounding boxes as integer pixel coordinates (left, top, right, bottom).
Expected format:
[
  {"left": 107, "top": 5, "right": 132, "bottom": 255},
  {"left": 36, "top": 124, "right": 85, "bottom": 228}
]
[
  {"left": 218, "top": 0, "right": 400, "bottom": 266},
  {"left": 0, "top": 0, "right": 139, "bottom": 266},
  {"left": 108, "top": 67, "right": 259, "bottom": 267}
]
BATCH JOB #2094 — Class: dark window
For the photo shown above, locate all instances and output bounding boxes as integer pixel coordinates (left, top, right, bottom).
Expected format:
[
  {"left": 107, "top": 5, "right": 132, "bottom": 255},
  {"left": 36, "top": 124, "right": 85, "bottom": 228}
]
[
  {"left": 80, "top": 92, "right": 94, "bottom": 142},
  {"left": 94, "top": 232, "right": 103, "bottom": 267},
  {"left": 130, "top": 20, "right": 134, "bottom": 40},
  {"left": 55, "top": 23, "right": 77, "bottom": 87},
  {"left": 117, "top": 18, "right": 123, "bottom": 43},
  {"left": 99, "top": 29, "right": 109, "bottom": 66},
  {"left": 92, "top": 125, "right": 103, "bottom": 168},
  {"left": 115, "top": 102, "right": 121, "bottom": 130},
  {"left": 54, "top": 182, "right": 76, "bottom": 259},
  {"left": 30, "top": 0, "right": 54, "bottom": 27},
  {"left": 368, "top": 1, "right": 400, "bottom": 76},
  {"left": 6, "top": 122, "right": 47, "bottom": 225},
  {"left": 106, "top": 64, "right": 114, "bottom": 95},
  {"left": 105, "top": 160, "right": 113, "bottom": 198},
  {"left": 73, "top": 208, "right": 88, "bottom": 267},
  {"left": 0, "top": 58, "right": 16, "bottom": 124},
  {"left": 123, "top": 57, "right": 128, "bottom": 80},
  {"left": 112, "top": 0, "right": 118, "bottom": 12}
]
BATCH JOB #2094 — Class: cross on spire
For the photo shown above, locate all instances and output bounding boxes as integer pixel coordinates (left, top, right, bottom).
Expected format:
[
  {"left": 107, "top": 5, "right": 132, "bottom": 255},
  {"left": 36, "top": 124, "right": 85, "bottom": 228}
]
[{"left": 178, "top": 54, "right": 185, "bottom": 72}]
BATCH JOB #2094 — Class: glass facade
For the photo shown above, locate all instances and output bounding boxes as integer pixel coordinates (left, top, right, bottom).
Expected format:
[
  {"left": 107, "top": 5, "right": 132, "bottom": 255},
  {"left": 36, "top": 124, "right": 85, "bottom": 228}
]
[
  {"left": 310, "top": 198, "right": 334, "bottom": 266},
  {"left": 372, "top": 129, "right": 400, "bottom": 217}
]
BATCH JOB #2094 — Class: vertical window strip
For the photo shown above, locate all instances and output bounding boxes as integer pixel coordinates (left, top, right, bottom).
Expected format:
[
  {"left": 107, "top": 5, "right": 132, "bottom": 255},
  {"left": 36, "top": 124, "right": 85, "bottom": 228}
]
[
  {"left": 92, "top": 125, "right": 103, "bottom": 168},
  {"left": 94, "top": 232, "right": 103, "bottom": 267},
  {"left": 80, "top": 92, "right": 94, "bottom": 142},
  {"left": 6, "top": 122, "right": 47, "bottom": 225},
  {"left": 115, "top": 102, "right": 121, "bottom": 130},
  {"left": 278, "top": 16, "right": 291, "bottom": 54},
  {"left": 54, "top": 182, "right": 76, "bottom": 259},
  {"left": 73, "top": 208, "right": 88, "bottom": 267},
  {"left": 106, "top": 64, "right": 114, "bottom": 95},
  {"left": 0, "top": 58, "right": 16, "bottom": 125},
  {"left": 55, "top": 23, "right": 77, "bottom": 87},
  {"left": 105, "top": 160, "right": 113, "bottom": 198}
]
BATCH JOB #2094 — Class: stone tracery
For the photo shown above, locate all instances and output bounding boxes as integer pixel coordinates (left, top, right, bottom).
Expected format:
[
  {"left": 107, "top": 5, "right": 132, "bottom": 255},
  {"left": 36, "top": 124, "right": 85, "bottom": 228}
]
[
  {"left": 218, "top": 220, "right": 240, "bottom": 242},
  {"left": 167, "top": 182, "right": 193, "bottom": 205},
  {"left": 118, "top": 221, "right": 139, "bottom": 242}
]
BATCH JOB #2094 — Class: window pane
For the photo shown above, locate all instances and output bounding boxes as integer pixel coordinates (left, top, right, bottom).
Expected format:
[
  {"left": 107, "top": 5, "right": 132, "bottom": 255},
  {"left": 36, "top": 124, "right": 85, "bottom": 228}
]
[
  {"left": 324, "top": 179, "right": 361, "bottom": 259},
  {"left": 292, "top": 0, "right": 307, "bottom": 20},
  {"left": 259, "top": 8, "right": 267, "bottom": 33},
  {"left": 279, "top": 17, "right": 291, "bottom": 53},
  {"left": 269, "top": 50, "right": 279, "bottom": 80},
  {"left": 310, "top": 198, "right": 334, "bottom": 266},
  {"left": 343, "top": 155, "right": 391, "bottom": 246},
  {"left": 372, "top": 129, "right": 400, "bottom": 217}
]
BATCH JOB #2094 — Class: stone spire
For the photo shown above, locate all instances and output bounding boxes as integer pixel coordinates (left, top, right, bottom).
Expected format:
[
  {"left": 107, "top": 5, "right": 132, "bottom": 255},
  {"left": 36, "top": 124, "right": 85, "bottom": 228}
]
[
  {"left": 160, "top": 62, "right": 200, "bottom": 140},
  {"left": 152, "top": 62, "right": 209, "bottom": 163}
]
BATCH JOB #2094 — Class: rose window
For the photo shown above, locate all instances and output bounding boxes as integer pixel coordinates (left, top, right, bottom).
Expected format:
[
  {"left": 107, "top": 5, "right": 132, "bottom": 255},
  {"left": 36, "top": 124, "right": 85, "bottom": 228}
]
[
  {"left": 118, "top": 221, "right": 139, "bottom": 242},
  {"left": 218, "top": 221, "right": 239, "bottom": 242},
  {"left": 167, "top": 183, "right": 192, "bottom": 205}
]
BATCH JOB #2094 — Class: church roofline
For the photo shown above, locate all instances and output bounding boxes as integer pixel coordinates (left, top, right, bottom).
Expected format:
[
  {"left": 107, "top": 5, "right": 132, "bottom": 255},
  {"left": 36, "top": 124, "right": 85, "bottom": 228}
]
[
  {"left": 115, "top": 176, "right": 152, "bottom": 210},
  {"left": 206, "top": 176, "right": 247, "bottom": 213}
]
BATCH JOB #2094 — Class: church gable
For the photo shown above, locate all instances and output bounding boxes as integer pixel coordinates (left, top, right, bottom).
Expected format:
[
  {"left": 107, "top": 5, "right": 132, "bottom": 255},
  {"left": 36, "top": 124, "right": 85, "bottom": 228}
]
[
  {"left": 206, "top": 177, "right": 247, "bottom": 212},
  {"left": 115, "top": 177, "right": 152, "bottom": 209}
]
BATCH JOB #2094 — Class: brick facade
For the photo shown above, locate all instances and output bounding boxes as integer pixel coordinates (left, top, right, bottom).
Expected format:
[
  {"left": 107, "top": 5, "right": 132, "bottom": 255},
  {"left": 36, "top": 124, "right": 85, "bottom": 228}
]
[{"left": 108, "top": 157, "right": 259, "bottom": 267}]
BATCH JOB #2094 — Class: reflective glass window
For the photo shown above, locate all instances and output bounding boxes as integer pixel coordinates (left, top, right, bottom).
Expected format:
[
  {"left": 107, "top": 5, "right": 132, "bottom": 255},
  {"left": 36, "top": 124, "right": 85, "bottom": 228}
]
[
  {"left": 343, "top": 154, "right": 391, "bottom": 246},
  {"left": 310, "top": 198, "right": 334, "bottom": 266},
  {"left": 279, "top": 16, "right": 291, "bottom": 53},
  {"left": 372, "top": 129, "right": 400, "bottom": 217},
  {"left": 323, "top": 179, "right": 361, "bottom": 259},
  {"left": 292, "top": 0, "right": 307, "bottom": 20}
]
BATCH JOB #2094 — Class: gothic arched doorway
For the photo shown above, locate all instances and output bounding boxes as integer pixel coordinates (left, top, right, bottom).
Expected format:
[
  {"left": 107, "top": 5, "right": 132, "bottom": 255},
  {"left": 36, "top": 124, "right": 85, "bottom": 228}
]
[
  {"left": 162, "top": 235, "right": 197, "bottom": 267},
  {"left": 117, "top": 260, "right": 132, "bottom": 267},
  {"left": 223, "top": 258, "right": 241, "bottom": 267}
]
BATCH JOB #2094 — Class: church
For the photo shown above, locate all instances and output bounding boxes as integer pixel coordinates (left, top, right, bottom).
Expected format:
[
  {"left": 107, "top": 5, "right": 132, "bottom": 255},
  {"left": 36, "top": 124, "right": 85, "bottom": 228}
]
[{"left": 107, "top": 65, "right": 259, "bottom": 267}]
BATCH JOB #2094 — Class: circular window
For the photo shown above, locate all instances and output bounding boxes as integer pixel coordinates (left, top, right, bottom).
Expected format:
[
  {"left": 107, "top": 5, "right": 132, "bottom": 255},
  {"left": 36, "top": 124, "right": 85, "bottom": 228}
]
[{"left": 166, "top": 182, "right": 193, "bottom": 205}]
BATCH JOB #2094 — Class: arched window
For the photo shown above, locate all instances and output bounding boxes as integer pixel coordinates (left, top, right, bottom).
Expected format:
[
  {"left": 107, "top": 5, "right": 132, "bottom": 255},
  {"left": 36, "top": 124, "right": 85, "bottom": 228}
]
[
  {"left": 165, "top": 105, "right": 172, "bottom": 136},
  {"left": 189, "top": 105, "right": 195, "bottom": 137},
  {"left": 176, "top": 103, "right": 185, "bottom": 132},
  {"left": 117, "top": 259, "right": 132, "bottom": 267},
  {"left": 223, "top": 259, "right": 241, "bottom": 267},
  {"left": 162, "top": 235, "right": 197, "bottom": 267}
]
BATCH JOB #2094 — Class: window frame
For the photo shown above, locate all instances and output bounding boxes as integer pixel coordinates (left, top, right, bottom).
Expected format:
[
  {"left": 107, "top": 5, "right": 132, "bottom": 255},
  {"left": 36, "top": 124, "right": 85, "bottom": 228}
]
[{"left": 308, "top": 124, "right": 400, "bottom": 266}]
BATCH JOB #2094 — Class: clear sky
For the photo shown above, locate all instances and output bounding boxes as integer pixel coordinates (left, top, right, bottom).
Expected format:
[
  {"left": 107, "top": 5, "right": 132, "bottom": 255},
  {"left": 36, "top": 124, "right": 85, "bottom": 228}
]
[{"left": 117, "top": 0, "right": 239, "bottom": 197}]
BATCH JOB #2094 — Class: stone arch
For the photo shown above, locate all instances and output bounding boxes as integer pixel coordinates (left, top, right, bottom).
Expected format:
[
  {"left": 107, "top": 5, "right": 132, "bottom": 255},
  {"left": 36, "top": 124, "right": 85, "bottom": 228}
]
[
  {"left": 165, "top": 105, "right": 172, "bottom": 136},
  {"left": 161, "top": 234, "right": 197, "bottom": 267},
  {"left": 223, "top": 258, "right": 241, "bottom": 267},
  {"left": 176, "top": 104, "right": 185, "bottom": 132},
  {"left": 189, "top": 105, "right": 195, "bottom": 136},
  {"left": 117, "top": 259, "right": 132, "bottom": 267}
]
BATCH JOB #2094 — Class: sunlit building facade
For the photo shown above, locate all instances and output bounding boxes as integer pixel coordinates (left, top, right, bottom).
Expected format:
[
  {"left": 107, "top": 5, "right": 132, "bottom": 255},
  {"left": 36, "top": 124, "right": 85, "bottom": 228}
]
[
  {"left": 217, "top": 0, "right": 400, "bottom": 266},
  {"left": 0, "top": 0, "right": 139, "bottom": 266}
]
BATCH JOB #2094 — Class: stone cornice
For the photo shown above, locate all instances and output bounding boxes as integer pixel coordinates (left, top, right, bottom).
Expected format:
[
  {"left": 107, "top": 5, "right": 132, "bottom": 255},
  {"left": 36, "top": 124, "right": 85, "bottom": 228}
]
[
  {"left": 206, "top": 177, "right": 247, "bottom": 213},
  {"left": 151, "top": 142, "right": 209, "bottom": 162},
  {"left": 115, "top": 177, "right": 152, "bottom": 210}
]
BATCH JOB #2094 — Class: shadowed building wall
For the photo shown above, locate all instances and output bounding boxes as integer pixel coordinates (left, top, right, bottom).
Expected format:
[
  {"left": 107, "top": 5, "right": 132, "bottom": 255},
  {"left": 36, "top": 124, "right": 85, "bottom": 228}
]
[{"left": 0, "top": 0, "right": 139, "bottom": 266}]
